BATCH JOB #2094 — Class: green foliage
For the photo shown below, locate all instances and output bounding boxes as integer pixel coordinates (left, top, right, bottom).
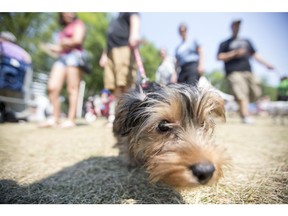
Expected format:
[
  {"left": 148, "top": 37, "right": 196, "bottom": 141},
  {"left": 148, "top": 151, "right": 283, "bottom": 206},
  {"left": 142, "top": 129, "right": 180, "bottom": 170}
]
[
  {"left": 206, "top": 69, "right": 278, "bottom": 101},
  {"left": 277, "top": 78, "right": 288, "bottom": 97},
  {"left": 0, "top": 13, "right": 162, "bottom": 99},
  {"left": 139, "top": 41, "right": 162, "bottom": 81},
  {"left": 77, "top": 13, "right": 109, "bottom": 97},
  {"left": 206, "top": 69, "right": 230, "bottom": 93},
  {"left": 260, "top": 82, "right": 278, "bottom": 101},
  {"left": 0, "top": 13, "right": 58, "bottom": 73}
]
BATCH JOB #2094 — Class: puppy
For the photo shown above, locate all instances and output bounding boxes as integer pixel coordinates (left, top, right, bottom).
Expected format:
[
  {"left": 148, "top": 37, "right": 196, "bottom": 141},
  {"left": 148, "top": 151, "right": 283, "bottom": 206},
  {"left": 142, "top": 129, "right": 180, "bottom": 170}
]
[{"left": 113, "top": 83, "right": 228, "bottom": 188}]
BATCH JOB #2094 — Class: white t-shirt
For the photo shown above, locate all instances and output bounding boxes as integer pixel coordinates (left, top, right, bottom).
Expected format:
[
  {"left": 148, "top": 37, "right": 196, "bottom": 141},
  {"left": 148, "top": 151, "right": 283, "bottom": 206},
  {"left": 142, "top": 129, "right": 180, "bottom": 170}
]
[{"left": 156, "top": 56, "right": 176, "bottom": 85}]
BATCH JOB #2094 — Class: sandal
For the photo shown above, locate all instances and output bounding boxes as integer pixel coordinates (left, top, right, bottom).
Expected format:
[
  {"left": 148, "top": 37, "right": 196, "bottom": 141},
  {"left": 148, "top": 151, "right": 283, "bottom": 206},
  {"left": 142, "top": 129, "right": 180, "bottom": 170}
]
[{"left": 60, "top": 120, "right": 76, "bottom": 129}]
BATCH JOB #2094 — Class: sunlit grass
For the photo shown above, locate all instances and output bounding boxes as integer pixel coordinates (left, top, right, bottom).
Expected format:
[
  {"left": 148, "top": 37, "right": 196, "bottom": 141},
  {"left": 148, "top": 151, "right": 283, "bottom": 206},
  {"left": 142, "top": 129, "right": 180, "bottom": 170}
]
[{"left": 0, "top": 116, "right": 287, "bottom": 204}]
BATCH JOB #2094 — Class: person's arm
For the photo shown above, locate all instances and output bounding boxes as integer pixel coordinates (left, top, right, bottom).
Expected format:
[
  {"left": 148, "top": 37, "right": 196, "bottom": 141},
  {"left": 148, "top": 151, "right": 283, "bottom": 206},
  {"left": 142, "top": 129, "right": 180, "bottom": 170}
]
[
  {"left": 170, "top": 70, "right": 178, "bottom": 83},
  {"left": 170, "top": 57, "right": 178, "bottom": 83},
  {"left": 252, "top": 53, "right": 275, "bottom": 70},
  {"left": 129, "top": 14, "right": 140, "bottom": 48},
  {"left": 217, "top": 48, "right": 246, "bottom": 62},
  {"left": 99, "top": 50, "right": 108, "bottom": 68},
  {"left": 197, "top": 46, "right": 204, "bottom": 75},
  {"left": 22, "top": 50, "right": 32, "bottom": 64},
  {"left": 61, "top": 21, "right": 86, "bottom": 50},
  {"left": 39, "top": 43, "right": 61, "bottom": 58}
]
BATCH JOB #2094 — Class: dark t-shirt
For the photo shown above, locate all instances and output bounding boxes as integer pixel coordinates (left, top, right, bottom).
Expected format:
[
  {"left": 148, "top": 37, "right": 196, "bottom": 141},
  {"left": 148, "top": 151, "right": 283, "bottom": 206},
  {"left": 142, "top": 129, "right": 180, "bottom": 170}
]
[
  {"left": 107, "top": 12, "right": 139, "bottom": 52},
  {"left": 217, "top": 37, "right": 256, "bottom": 76}
]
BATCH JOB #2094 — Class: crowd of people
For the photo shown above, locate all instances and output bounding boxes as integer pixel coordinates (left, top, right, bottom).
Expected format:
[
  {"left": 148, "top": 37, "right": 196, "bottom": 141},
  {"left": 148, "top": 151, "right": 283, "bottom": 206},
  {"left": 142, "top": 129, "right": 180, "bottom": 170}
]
[{"left": 1, "top": 13, "right": 285, "bottom": 127}]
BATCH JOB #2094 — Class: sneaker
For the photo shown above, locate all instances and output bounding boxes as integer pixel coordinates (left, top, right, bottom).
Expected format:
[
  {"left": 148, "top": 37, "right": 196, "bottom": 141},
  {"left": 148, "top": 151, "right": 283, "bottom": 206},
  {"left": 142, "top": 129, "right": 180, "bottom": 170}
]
[
  {"left": 242, "top": 116, "right": 254, "bottom": 125},
  {"left": 108, "top": 114, "right": 115, "bottom": 123}
]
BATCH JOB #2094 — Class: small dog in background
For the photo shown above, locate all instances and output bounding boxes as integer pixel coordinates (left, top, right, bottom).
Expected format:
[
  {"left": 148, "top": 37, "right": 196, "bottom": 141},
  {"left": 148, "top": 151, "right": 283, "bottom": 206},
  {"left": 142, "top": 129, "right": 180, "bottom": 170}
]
[
  {"left": 113, "top": 83, "right": 229, "bottom": 188},
  {"left": 266, "top": 101, "right": 288, "bottom": 125}
]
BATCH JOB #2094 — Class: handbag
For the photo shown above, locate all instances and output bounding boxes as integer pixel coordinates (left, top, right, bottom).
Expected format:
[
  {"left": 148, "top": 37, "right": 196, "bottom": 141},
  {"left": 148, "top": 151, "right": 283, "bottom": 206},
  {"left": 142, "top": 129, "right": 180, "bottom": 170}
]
[{"left": 79, "top": 50, "right": 93, "bottom": 74}]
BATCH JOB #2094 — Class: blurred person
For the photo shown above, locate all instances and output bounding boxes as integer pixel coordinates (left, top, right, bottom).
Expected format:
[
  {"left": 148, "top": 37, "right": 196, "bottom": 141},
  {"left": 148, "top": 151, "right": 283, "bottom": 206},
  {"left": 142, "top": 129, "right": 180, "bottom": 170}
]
[
  {"left": 0, "top": 31, "right": 33, "bottom": 121},
  {"left": 94, "top": 89, "right": 114, "bottom": 118},
  {"left": 39, "top": 12, "right": 86, "bottom": 128},
  {"left": 99, "top": 12, "right": 140, "bottom": 126},
  {"left": 277, "top": 76, "right": 288, "bottom": 101},
  {"left": 175, "top": 23, "right": 204, "bottom": 86},
  {"left": 156, "top": 48, "right": 177, "bottom": 85},
  {"left": 0, "top": 31, "right": 32, "bottom": 64},
  {"left": 84, "top": 96, "right": 97, "bottom": 123},
  {"left": 217, "top": 19, "right": 275, "bottom": 124}
]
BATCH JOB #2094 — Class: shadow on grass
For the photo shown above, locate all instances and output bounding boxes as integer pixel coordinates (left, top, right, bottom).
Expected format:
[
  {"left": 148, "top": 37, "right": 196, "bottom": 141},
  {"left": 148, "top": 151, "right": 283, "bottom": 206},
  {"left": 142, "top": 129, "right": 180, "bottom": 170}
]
[{"left": 0, "top": 156, "right": 184, "bottom": 204}]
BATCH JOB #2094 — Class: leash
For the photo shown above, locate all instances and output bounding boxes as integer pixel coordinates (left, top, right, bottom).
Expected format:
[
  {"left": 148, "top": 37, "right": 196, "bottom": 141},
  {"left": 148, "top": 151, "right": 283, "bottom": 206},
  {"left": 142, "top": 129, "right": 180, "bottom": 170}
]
[{"left": 133, "top": 47, "right": 149, "bottom": 88}]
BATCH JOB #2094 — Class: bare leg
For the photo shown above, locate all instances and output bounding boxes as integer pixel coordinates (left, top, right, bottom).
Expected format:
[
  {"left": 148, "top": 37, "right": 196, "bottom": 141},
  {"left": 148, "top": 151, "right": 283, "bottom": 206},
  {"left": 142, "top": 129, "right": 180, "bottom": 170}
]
[
  {"left": 106, "top": 86, "right": 128, "bottom": 128},
  {"left": 238, "top": 98, "right": 249, "bottom": 119},
  {"left": 238, "top": 98, "right": 253, "bottom": 124},
  {"left": 113, "top": 86, "right": 128, "bottom": 101},
  {"left": 47, "top": 65, "right": 66, "bottom": 123},
  {"left": 66, "top": 66, "right": 82, "bottom": 123}
]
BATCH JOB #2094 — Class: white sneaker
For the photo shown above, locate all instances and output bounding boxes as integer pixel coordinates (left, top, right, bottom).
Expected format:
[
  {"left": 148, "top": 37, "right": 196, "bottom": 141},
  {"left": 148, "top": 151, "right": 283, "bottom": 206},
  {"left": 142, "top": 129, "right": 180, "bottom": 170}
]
[
  {"left": 108, "top": 114, "right": 115, "bottom": 123},
  {"left": 242, "top": 116, "right": 254, "bottom": 124}
]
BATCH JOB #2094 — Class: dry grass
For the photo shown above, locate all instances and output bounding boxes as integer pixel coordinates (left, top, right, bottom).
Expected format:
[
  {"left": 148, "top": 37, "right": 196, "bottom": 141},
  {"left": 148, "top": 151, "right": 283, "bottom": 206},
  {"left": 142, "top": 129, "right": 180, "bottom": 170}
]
[{"left": 0, "top": 116, "right": 287, "bottom": 204}]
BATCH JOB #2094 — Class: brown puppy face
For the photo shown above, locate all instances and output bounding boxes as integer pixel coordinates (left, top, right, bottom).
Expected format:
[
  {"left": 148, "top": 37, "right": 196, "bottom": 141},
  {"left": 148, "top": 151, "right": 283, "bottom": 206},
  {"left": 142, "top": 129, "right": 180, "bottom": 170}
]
[{"left": 113, "top": 83, "right": 229, "bottom": 188}]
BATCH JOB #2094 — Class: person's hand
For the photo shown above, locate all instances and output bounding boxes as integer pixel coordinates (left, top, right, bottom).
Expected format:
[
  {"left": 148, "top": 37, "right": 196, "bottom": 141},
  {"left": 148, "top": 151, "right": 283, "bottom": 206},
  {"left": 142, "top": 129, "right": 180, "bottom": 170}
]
[
  {"left": 170, "top": 72, "right": 177, "bottom": 83},
  {"left": 60, "top": 38, "right": 72, "bottom": 50},
  {"left": 129, "top": 35, "right": 141, "bottom": 48},
  {"left": 197, "top": 65, "right": 205, "bottom": 75},
  {"left": 235, "top": 48, "right": 247, "bottom": 57},
  {"left": 39, "top": 43, "right": 61, "bottom": 58},
  {"left": 266, "top": 63, "right": 275, "bottom": 70},
  {"left": 99, "top": 53, "right": 107, "bottom": 68}
]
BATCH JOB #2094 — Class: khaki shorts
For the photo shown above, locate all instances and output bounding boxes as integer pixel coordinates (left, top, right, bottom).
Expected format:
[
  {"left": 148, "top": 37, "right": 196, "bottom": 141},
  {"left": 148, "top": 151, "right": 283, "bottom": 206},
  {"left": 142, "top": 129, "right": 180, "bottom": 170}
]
[
  {"left": 104, "top": 46, "right": 137, "bottom": 90},
  {"left": 227, "top": 71, "right": 261, "bottom": 102}
]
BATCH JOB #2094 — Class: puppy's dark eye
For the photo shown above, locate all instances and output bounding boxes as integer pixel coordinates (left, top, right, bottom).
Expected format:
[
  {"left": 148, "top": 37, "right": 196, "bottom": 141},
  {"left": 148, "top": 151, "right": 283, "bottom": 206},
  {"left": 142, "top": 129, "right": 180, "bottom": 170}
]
[{"left": 157, "top": 120, "right": 171, "bottom": 132}]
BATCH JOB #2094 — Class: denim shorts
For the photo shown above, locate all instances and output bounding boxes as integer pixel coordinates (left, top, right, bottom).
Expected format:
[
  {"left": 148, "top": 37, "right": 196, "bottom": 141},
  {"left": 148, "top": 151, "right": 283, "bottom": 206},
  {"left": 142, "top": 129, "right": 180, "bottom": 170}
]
[{"left": 54, "top": 50, "right": 85, "bottom": 69}]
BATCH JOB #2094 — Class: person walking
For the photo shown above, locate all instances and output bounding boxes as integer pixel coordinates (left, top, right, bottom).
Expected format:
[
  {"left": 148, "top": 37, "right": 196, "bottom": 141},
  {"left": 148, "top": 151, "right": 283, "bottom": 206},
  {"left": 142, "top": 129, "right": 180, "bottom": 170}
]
[
  {"left": 99, "top": 12, "right": 140, "bottom": 126},
  {"left": 217, "top": 19, "right": 274, "bottom": 124},
  {"left": 39, "top": 12, "right": 86, "bottom": 128},
  {"left": 156, "top": 48, "right": 177, "bottom": 85},
  {"left": 175, "top": 23, "right": 204, "bottom": 86}
]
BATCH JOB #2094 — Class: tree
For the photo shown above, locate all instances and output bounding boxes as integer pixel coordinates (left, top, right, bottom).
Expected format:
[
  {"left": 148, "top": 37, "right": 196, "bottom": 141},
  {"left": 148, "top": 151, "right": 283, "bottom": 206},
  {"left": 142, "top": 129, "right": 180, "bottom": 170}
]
[
  {"left": 260, "top": 77, "right": 278, "bottom": 101},
  {"left": 78, "top": 14, "right": 161, "bottom": 97},
  {"left": 206, "top": 69, "right": 278, "bottom": 101},
  {"left": 0, "top": 13, "right": 58, "bottom": 73},
  {"left": 77, "top": 13, "right": 109, "bottom": 97},
  {"left": 139, "top": 41, "right": 162, "bottom": 81},
  {"left": 0, "top": 13, "right": 162, "bottom": 99},
  {"left": 206, "top": 69, "right": 230, "bottom": 93}
]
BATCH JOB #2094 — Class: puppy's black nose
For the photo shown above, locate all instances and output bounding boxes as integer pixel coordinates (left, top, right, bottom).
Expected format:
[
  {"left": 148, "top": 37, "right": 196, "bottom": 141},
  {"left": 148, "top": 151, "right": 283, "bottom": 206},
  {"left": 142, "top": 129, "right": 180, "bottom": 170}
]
[{"left": 190, "top": 163, "right": 215, "bottom": 184}]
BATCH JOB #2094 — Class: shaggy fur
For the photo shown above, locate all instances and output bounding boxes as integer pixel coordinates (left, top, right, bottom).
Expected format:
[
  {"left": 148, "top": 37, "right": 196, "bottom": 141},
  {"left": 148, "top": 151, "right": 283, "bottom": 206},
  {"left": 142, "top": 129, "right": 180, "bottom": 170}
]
[{"left": 113, "top": 83, "right": 229, "bottom": 188}]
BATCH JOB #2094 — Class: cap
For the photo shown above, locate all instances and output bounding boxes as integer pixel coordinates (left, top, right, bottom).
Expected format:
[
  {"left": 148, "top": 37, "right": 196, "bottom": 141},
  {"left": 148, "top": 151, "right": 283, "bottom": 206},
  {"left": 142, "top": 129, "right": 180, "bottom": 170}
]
[
  {"left": 0, "top": 31, "right": 17, "bottom": 42},
  {"left": 101, "top": 89, "right": 111, "bottom": 95},
  {"left": 231, "top": 19, "right": 242, "bottom": 25}
]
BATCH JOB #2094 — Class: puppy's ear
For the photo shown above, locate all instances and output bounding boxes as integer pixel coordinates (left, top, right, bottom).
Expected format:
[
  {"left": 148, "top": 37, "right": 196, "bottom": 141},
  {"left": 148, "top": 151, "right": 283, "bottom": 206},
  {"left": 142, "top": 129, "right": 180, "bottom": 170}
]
[
  {"left": 197, "top": 87, "right": 226, "bottom": 131},
  {"left": 113, "top": 88, "right": 145, "bottom": 137}
]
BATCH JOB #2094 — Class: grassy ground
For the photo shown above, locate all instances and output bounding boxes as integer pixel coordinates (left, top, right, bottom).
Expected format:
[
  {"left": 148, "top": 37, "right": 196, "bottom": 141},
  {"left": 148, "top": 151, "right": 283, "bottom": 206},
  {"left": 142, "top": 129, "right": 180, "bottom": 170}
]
[{"left": 0, "top": 116, "right": 287, "bottom": 204}]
